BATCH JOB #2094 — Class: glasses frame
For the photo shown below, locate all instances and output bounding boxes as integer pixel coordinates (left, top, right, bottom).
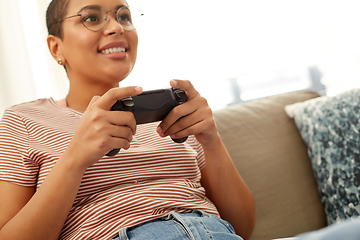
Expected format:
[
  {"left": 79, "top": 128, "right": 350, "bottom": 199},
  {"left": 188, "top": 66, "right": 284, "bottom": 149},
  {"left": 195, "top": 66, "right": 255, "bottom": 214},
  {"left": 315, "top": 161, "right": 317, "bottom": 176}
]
[{"left": 51, "top": 5, "right": 143, "bottom": 32}]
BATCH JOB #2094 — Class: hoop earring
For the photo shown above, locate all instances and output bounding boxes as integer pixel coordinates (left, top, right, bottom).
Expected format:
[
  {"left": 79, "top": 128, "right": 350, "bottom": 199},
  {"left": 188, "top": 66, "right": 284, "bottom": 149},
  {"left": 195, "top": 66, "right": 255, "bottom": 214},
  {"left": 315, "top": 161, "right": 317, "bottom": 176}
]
[{"left": 57, "top": 59, "right": 63, "bottom": 65}]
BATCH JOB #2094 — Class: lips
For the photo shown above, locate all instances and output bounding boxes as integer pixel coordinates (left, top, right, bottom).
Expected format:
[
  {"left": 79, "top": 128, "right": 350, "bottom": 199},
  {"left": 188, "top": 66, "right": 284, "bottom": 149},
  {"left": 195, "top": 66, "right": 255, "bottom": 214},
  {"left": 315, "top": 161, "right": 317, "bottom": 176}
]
[{"left": 98, "top": 41, "right": 129, "bottom": 54}]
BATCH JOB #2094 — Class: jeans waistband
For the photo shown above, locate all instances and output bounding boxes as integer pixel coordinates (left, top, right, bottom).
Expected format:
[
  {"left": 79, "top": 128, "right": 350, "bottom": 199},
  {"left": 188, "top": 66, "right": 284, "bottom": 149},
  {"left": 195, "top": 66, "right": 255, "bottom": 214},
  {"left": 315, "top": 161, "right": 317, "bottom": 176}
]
[{"left": 112, "top": 209, "right": 240, "bottom": 240}]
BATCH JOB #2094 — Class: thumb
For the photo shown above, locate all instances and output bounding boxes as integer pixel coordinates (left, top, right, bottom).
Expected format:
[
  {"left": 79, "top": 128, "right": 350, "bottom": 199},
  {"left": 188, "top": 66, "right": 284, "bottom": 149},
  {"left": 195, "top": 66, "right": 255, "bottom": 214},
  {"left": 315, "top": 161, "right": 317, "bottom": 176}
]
[{"left": 85, "top": 95, "right": 101, "bottom": 112}]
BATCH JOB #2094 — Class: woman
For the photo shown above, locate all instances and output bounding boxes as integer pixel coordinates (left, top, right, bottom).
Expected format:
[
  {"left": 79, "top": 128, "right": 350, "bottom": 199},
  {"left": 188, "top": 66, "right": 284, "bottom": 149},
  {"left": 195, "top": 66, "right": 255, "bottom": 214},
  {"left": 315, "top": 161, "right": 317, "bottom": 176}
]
[{"left": 0, "top": 0, "right": 255, "bottom": 239}]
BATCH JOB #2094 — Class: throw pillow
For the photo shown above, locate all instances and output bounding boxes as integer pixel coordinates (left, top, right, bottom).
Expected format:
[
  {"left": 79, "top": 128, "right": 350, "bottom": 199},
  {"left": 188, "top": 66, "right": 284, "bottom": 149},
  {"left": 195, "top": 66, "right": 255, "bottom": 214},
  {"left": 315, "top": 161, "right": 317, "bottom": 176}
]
[{"left": 285, "top": 89, "right": 360, "bottom": 225}]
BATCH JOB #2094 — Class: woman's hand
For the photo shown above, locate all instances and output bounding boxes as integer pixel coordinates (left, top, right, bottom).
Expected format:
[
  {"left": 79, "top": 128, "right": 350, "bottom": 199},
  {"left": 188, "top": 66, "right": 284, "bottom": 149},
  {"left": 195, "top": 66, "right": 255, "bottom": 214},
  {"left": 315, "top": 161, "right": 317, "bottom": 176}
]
[
  {"left": 158, "top": 80, "right": 256, "bottom": 239},
  {"left": 65, "top": 86, "right": 142, "bottom": 169},
  {"left": 157, "top": 80, "right": 218, "bottom": 147},
  {"left": 0, "top": 87, "right": 143, "bottom": 240}
]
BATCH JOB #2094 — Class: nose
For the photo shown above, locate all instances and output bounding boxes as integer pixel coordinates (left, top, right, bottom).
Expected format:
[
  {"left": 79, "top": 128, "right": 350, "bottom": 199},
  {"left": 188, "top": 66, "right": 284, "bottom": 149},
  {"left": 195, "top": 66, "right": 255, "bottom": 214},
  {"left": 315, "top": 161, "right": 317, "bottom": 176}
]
[{"left": 103, "top": 11, "right": 124, "bottom": 35}]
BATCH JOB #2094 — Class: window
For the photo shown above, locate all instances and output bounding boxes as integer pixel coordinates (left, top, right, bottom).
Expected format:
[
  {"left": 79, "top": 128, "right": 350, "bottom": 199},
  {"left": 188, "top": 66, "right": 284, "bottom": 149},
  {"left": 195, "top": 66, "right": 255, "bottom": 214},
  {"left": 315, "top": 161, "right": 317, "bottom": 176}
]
[
  {"left": 1, "top": 0, "right": 360, "bottom": 113},
  {"left": 125, "top": 0, "right": 325, "bottom": 109}
]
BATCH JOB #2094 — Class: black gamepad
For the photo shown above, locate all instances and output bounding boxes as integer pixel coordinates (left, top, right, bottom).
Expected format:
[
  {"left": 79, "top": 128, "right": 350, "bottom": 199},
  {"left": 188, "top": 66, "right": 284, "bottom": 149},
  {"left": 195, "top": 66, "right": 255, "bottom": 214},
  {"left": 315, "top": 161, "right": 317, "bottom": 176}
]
[{"left": 106, "top": 88, "right": 188, "bottom": 156}]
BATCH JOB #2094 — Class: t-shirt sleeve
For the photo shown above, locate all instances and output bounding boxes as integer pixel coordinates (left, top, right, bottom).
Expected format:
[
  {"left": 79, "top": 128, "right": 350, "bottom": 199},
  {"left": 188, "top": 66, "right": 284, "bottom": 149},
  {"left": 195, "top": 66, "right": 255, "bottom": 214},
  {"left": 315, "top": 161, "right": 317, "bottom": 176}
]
[
  {"left": 187, "top": 136, "right": 206, "bottom": 170},
  {"left": 0, "top": 109, "right": 38, "bottom": 186}
]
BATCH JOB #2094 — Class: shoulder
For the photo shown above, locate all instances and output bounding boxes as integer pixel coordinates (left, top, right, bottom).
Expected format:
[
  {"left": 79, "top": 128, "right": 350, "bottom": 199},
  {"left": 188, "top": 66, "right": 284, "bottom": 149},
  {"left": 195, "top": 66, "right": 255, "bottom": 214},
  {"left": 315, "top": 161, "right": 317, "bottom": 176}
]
[
  {"left": 7, "top": 98, "right": 54, "bottom": 115},
  {"left": 2, "top": 98, "right": 79, "bottom": 123},
  {"left": 1, "top": 99, "right": 47, "bottom": 121},
  {"left": 2, "top": 98, "right": 53, "bottom": 117},
  {"left": 0, "top": 99, "right": 52, "bottom": 133},
  {"left": 1, "top": 98, "right": 78, "bottom": 132}
]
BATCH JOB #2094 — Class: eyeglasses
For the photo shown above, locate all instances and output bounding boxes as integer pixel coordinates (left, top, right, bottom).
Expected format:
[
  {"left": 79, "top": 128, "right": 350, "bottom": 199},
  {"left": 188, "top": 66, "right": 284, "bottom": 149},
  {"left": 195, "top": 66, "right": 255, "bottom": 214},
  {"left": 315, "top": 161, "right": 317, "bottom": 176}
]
[{"left": 51, "top": 5, "right": 143, "bottom": 32}]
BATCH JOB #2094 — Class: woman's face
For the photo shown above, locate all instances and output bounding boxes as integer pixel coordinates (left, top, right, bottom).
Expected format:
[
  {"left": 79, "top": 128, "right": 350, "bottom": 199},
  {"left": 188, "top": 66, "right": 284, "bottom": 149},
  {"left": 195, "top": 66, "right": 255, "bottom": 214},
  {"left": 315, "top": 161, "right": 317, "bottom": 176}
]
[{"left": 60, "top": 0, "right": 138, "bottom": 86}]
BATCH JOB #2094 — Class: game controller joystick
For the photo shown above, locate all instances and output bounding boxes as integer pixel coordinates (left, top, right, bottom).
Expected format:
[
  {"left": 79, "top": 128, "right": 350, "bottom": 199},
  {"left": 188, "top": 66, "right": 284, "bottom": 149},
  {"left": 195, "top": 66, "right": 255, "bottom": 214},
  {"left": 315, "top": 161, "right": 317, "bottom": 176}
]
[{"left": 106, "top": 88, "right": 188, "bottom": 156}]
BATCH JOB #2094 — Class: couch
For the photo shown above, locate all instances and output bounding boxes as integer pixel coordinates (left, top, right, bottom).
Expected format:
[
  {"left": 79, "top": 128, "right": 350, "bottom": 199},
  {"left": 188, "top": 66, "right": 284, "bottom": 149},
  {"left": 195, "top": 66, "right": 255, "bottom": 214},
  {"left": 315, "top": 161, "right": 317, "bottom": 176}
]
[{"left": 212, "top": 90, "right": 326, "bottom": 240}]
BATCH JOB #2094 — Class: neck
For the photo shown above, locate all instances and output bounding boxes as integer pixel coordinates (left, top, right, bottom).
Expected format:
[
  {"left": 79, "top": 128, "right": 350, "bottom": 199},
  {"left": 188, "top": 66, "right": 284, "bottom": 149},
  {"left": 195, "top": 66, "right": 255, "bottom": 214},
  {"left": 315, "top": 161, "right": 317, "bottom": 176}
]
[{"left": 66, "top": 77, "right": 119, "bottom": 113}]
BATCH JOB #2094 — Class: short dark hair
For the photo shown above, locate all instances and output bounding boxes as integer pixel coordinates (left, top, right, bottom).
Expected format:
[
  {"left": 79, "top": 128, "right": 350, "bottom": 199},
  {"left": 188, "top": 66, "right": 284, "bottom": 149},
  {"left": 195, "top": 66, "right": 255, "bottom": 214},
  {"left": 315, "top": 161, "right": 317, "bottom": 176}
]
[{"left": 46, "top": 0, "right": 70, "bottom": 39}]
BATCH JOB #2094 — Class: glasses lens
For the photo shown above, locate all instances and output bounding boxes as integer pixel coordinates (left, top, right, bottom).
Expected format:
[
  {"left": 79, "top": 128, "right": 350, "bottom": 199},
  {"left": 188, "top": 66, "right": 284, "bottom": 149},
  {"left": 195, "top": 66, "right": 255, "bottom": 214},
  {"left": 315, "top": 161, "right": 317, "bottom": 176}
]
[
  {"left": 81, "top": 6, "right": 106, "bottom": 31},
  {"left": 117, "top": 6, "right": 143, "bottom": 30}
]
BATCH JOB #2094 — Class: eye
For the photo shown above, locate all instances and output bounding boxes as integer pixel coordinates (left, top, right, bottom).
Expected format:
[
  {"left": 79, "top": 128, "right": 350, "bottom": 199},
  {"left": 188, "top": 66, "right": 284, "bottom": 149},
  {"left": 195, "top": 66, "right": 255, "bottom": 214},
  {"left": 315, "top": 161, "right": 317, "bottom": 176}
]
[
  {"left": 83, "top": 15, "right": 100, "bottom": 22},
  {"left": 118, "top": 13, "right": 131, "bottom": 22},
  {"left": 81, "top": 7, "right": 104, "bottom": 23}
]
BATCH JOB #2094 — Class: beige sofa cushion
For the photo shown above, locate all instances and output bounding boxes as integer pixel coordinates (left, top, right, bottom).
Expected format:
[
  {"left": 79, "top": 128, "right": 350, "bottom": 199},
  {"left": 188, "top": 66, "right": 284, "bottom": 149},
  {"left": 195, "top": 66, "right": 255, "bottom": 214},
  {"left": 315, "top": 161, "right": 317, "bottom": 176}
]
[{"left": 213, "top": 91, "right": 327, "bottom": 240}]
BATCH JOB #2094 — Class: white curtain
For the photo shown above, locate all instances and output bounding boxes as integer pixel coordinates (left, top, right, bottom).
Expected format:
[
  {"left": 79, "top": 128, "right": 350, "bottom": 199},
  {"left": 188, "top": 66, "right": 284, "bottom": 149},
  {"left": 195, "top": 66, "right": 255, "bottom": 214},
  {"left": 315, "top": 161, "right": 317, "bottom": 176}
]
[
  {"left": 0, "top": 0, "right": 68, "bottom": 115},
  {"left": 1, "top": 0, "right": 360, "bottom": 114}
]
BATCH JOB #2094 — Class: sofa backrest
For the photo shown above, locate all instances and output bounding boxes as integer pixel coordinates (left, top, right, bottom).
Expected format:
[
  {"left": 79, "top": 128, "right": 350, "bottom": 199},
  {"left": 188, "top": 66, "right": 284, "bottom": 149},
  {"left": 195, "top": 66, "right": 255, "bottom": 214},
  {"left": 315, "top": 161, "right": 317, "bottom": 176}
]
[{"left": 213, "top": 91, "right": 327, "bottom": 240}]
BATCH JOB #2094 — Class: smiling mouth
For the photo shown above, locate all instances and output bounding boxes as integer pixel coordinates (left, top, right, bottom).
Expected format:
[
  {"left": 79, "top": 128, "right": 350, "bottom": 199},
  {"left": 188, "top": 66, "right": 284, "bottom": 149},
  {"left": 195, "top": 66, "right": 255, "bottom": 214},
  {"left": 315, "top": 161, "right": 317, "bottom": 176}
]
[{"left": 100, "top": 47, "right": 126, "bottom": 54}]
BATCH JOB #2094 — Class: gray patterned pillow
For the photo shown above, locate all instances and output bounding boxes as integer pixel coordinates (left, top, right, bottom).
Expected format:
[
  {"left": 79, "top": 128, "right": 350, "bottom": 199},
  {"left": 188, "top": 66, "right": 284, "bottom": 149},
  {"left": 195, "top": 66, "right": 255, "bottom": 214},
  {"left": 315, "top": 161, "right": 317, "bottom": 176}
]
[{"left": 285, "top": 89, "right": 360, "bottom": 225}]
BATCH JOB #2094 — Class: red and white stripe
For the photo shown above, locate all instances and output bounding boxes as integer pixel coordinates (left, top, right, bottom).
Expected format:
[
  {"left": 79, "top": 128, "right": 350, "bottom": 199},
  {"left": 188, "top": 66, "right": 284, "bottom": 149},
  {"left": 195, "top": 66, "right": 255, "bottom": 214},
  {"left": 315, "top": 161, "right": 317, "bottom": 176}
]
[{"left": 0, "top": 98, "right": 218, "bottom": 240}]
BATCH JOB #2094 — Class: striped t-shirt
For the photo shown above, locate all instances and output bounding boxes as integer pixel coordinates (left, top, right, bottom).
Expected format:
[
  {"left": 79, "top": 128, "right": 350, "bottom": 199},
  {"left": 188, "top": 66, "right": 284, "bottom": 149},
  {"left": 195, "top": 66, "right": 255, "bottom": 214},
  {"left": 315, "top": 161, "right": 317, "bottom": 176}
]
[{"left": 0, "top": 98, "right": 219, "bottom": 240}]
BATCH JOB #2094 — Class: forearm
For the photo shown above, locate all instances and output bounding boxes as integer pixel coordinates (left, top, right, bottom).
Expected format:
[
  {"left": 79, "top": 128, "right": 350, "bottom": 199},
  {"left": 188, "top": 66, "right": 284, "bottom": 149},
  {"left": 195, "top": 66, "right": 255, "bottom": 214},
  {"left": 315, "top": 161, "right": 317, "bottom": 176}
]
[
  {"left": 200, "top": 133, "right": 255, "bottom": 240},
  {"left": 0, "top": 152, "right": 86, "bottom": 240}
]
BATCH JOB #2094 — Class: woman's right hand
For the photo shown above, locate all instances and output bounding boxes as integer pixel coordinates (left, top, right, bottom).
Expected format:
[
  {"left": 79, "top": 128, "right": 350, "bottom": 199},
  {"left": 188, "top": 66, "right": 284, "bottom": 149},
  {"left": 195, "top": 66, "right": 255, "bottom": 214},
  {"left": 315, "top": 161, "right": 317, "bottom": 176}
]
[{"left": 65, "top": 86, "right": 142, "bottom": 169}]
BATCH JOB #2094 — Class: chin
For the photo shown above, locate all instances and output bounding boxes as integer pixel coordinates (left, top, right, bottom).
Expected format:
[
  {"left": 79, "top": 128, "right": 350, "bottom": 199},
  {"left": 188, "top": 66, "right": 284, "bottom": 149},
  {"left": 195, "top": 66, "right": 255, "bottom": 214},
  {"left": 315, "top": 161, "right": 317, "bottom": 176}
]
[
  {"left": 107, "top": 72, "right": 132, "bottom": 84},
  {"left": 104, "top": 66, "right": 131, "bottom": 79}
]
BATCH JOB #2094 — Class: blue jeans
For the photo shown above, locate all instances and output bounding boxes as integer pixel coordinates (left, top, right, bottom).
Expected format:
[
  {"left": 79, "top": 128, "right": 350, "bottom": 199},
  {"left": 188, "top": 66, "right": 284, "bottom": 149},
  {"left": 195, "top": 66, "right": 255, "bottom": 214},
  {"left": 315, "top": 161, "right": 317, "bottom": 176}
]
[{"left": 112, "top": 210, "right": 243, "bottom": 240}]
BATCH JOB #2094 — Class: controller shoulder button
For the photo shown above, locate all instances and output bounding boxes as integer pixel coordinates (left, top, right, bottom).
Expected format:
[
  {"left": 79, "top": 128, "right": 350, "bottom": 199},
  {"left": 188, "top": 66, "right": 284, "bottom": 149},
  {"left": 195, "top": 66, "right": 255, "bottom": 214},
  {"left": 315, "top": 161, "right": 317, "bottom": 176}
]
[
  {"left": 173, "top": 89, "right": 187, "bottom": 103},
  {"left": 122, "top": 97, "right": 134, "bottom": 108}
]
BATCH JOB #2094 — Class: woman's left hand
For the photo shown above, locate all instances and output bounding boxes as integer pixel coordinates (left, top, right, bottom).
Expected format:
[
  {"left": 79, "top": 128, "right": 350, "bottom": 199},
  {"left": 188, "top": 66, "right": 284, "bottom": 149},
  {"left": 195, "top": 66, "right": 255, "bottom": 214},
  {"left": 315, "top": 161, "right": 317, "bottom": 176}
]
[
  {"left": 157, "top": 80, "right": 218, "bottom": 147},
  {"left": 158, "top": 80, "right": 256, "bottom": 239}
]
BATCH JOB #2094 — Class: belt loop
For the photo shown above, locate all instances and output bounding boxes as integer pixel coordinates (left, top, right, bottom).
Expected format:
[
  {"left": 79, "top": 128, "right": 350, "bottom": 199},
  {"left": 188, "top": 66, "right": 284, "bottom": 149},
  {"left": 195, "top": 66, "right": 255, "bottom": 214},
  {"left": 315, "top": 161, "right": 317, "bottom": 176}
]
[
  {"left": 192, "top": 209, "right": 209, "bottom": 217},
  {"left": 117, "top": 227, "right": 129, "bottom": 240}
]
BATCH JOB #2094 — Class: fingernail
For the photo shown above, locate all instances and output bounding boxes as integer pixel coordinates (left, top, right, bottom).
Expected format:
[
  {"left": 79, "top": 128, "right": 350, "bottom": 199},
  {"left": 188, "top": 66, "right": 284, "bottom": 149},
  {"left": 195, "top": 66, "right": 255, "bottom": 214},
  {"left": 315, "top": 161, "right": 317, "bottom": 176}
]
[
  {"left": 170, "top": 134, "right": 176, "bottom": 138},
  {"left": 157, "top": 126, "right": 165, "bottom": 137},
  {"left": 135, "top": 86, "right": 142, "bottom": 93},
  {"left": 171, "top": 80, "right": 178, "bottom": 87}
]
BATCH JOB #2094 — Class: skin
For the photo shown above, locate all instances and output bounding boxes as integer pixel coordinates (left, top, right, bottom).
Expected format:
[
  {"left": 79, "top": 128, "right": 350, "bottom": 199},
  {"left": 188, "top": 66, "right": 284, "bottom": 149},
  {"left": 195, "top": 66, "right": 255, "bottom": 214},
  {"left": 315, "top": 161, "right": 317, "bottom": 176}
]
[{"left": 0, "top": 0, "right": 255, "bottom": 239}]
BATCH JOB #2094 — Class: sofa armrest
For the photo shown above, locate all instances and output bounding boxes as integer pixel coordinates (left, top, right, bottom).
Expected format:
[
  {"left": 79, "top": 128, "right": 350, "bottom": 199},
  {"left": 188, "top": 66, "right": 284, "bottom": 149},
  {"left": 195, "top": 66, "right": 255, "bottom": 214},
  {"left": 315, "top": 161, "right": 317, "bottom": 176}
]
[{"left": 213, "top": 91, "right": 327, "bottom": 240}]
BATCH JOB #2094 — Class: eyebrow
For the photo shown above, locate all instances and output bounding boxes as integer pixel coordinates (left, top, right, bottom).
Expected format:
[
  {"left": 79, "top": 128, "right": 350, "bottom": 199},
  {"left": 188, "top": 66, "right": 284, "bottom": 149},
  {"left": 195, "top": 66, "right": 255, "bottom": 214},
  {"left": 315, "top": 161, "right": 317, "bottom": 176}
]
[{"left": 76, "top": 4, "right": 127, "bottom": 14}]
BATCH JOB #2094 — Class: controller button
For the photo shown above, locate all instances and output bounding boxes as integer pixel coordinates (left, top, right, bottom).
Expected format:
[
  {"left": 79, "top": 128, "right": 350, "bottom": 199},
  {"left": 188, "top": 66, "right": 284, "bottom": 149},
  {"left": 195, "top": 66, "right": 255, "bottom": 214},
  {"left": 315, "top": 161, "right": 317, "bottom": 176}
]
[
  {"left": 174, "top": 89, "right": 187, "bottom": 103},
  {"left": 106, "top": 148, "right": 120, "bottom": 156},
  {"left": 122, "top": 97, "right": 134, "bottom": 107},
  {"left": 172, "top": 136, "right": 188, "bottom": 143}
]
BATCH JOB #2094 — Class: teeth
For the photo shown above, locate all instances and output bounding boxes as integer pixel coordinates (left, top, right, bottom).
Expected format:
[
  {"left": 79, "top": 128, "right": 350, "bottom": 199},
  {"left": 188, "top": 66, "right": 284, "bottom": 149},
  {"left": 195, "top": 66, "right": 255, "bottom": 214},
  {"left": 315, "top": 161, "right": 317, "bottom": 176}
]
[{"left": 101, "top": 47, "right": 126, "bottom": 54}]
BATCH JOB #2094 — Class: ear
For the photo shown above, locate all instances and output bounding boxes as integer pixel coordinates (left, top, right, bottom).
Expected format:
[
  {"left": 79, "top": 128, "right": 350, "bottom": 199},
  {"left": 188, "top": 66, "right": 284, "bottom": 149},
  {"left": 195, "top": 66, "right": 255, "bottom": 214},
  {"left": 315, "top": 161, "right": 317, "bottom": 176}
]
[{"left": 47, "top": 34, "right": 66, "bottom": 65}]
